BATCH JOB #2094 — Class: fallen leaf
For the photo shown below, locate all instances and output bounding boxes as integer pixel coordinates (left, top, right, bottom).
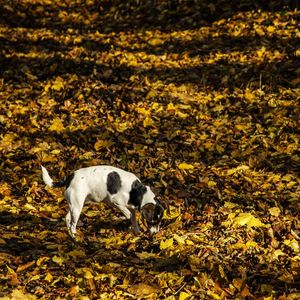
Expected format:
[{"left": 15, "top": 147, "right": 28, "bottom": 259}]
[
  {"left": 233, "top": 212, "right": 266, "bottom": 228},
  {"left": 160, "top": 238, "right": 174, "bottom": 250},
  {"left": 45, "top": 272, "right": 53, "bottom": 283},
  {"left": 178, "top": 163, "right": 194, "bottom": 170},
  {"left": 16, "top": 261, "right": 35, "bottom": 273},
  {"left": 52, "top": 255, "right": 64, "bottom": 266},
  {"left": 128, "top": 283, "right": 159, "bottom": 297},
  {"left": 49, "top": 118, "right": 65, "bottom": 132},
  {"left": 179, "top": 291, "right": 191, "bottom": 300},
  {"left": 269, "top": 207, "right": 281, "bottom": 217}
]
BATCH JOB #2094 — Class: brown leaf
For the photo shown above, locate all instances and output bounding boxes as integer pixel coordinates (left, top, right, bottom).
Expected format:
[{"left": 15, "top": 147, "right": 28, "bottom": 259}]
[
  {"left": 16, "top": 261, "right": 35, "bottom": 273},
  {"left": 128, "top": 283, "right": 159, "bottom": 298}
]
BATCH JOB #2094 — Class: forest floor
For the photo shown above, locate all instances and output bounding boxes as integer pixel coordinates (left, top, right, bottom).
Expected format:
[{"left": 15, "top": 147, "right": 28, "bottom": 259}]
[{"left": 0, "top": 1, "right": 299, "bottom": 299}]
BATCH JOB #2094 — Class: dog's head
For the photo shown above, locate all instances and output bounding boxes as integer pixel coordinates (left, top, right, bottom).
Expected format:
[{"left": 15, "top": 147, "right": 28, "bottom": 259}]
[
  {"left": 129, "top": 181, "right": 164, "bottom": 233},
  {"left": 141, "top": 187, "right": 164, "bottom": 234}
]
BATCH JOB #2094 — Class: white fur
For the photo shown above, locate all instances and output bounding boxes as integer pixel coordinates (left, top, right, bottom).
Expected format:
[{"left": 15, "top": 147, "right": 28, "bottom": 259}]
[
  {"left": 41, "top": 165, "right": 159, "bottom": 238},
  {"left": 41, "top": 165, "right": 54, "bottom": 187}
]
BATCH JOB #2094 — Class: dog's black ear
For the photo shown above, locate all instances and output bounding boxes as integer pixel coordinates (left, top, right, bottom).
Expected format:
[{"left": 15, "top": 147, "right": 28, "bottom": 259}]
[
  {"left": 154, "top": 202, "right": 164, "bottom": 221},
  {"left": 129, "top": 180, "right": 147, "bottom": 208},
  {"left": 141, "top": 203, "right": 155, "bottom": 223},
  {"left": 156, "top": 198, "right": 169, "bottom": 214}
]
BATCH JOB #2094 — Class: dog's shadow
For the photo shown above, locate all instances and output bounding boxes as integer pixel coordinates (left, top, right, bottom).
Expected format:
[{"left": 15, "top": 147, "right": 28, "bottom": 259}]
[
  {"left": 89, "top": 217, "right": 131, "bottom": 232},
  {"left": 81, "top": 206, "right": 132, "bottom": 233},
  {"left": 0, "top": 211, "right": 66, "bottom": 256},
  {"left": 0, "top": 210, "right": 186, "bottom": 277}
]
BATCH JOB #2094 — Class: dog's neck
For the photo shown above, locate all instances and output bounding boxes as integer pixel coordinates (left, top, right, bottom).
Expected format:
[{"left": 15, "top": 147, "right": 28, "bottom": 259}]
[{"left": 139, "top": 189, "right": 156, "bottom": 211}]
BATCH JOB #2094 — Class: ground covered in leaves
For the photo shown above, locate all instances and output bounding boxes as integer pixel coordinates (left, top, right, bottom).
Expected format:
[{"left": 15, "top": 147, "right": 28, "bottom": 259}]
[{"left": 0, "top": 0, "right": 299, "bottom": 299}]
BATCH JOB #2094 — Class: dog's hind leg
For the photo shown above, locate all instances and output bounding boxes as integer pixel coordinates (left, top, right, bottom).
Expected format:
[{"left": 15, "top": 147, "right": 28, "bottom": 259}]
[
  {"left": 65, "top": 211, "right": 72, "bottom": 233},
  {"left": 65, "top": 189, "right": 85, "bottom": 239}
]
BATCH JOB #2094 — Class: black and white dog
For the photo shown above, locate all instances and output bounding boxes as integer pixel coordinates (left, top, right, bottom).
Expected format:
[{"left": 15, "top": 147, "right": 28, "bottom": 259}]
[{"left": 41, "top": 165, "right": 164, "bottom": 238}]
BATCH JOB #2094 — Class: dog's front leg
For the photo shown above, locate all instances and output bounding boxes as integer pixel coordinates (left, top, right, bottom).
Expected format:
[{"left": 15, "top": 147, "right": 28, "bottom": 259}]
[
  {"left": 114, "top": 204, "right": 140, "bottom": 233},
  {"left": 129, "top": 209, "right": 140, "bottom": 234}
]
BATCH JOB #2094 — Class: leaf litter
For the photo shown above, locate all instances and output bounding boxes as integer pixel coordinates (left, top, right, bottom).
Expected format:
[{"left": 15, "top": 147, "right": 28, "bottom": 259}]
[{"left": 0, "top": 0, "right": 299, "bottom": 299}]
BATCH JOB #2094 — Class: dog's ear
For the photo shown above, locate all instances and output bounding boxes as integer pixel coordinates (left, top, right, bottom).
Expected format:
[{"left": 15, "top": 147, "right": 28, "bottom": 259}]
[
  {"left": 141, "top": 203, "right": 155, "bottom": 222},
  {"left": 156, "top": 198, "right": 169, "bottom": 214},
  {"left": 129, "top": 180, "right": 147, "bottom": 208}
]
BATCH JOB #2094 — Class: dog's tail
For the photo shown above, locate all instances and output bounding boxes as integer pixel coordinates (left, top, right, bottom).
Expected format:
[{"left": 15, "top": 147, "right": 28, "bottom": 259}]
[{"left": 41, "top": 165, "right": 66, "bottom": 188}]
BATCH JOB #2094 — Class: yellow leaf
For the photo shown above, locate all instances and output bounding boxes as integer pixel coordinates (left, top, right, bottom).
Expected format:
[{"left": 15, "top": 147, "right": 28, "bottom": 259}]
[
  {"left": 128, "top": 283, "right": 159, "bottom": 297},
  {"left": 51, "top": 149, "right": 61, "bottom": 155},
  {"left": 207, "top": 291, "right": 222, "bottom": 300},
  {"left": 273, "top": 249, "right": 285, "bottom": 259},
  {"left": 167, "top": 102, "right": 176, "bottom": 111},
  {"left": 235, "top": 124, "right": 248, "bottom": 131},
  {"left": 173, "top": 234, "right": 186, "bottom": 245},
  {"left": 269, "top": 207, "right": 281, "bottom": 217},
  {"left": 80, "top": 151, "right": 94, "bottom": 159},
  {"left": 244, "top": 90, "right": 256, "bottom": 102},
  {"left": 148, "top": 38, "right": 164, "bottom": 46},
  {"left": 146, "top": 90, "right": 157, "bottom": 99},
  {"left": 267, "top": 25, "right": 276, "bottom": 33},
  {"left": 185, "top": 239, "right": 194, "bottom": 246},
  {"left": 136, "top": 252, "right": 158, "bottom": 260},
  {"left": 143, "top": 117, "right": 154, "bottom": 127},
  {"left": 233, "top": 212, "right": 266, "bottom": 228},
  {"left": 151, "top": 102, "right": 160, "bottom": 109},
  {"left": 201, "top": 139, "right": 212, "bottom": 149},
  {"left": 51, "top": 76, "right": 64, "bottom": 91},
  {"left": 287, "top": 181, "right": 297, "bottom": 188},
  {"left": 176, "top": 111, "right": 189, "bottom": 119},
  {"left": 257, "top": 46, "right": 266, "bottom": 57},
  {"left": 207, "top": 180, "right": 217, "bottom": 187},
  {"left": 163, "top": 206, "right": 180, "bottom": 220},
  {"left": 45, "top": 272, "right": 53, "bottom": 283},
  {"left": 94, "top": 139, "right": 112, "bottom": 151},
  {"left": 179, "top": 291, "right": 191, "bottom": 300},
  {"left": 160, "top": 238, "right": 174, "bottom": 250},
  {"left": 216, "top": 144, "right": 224, "bottom": 153},
  {"left": 24, "top": 203, "right": 37, "bottom": 212},
  {"left": 9, "top": 289, "right": 37, "bottom": 300},
  {"left": 224, "top": 201, "right": 238, "bottom": 209},
  {"left": 83, "top": 268, "right": 94, "bottom": 279},
  {"left": 68, "top": 249, "right": 86, "bottom": 259},
  {"left": 28, "top": 274, "right": 40, "bottom": 282},
  {"left": 227, "top": 165, "right": 250, "bottom": 175},
  {"left": 231, "top": 242, "right": 247, "bottom": 250},
  {"left": 284, "top": 239, "right": 299, "bottom": 252},
  {"left": 246, "top": 241, "right": 258, "bottom": 248},
  {"left": 52, "top": 255, "right": 64, "bottom": 266},
  {"left": 178, "top": 163, "right": 194, "bottom": 170},
  {"left": 6, "top": 265, "right": 16, "bottom": 275},
  {"left": 49, "top": 118, "right": 65, "bottom": 132},
  {"left": 136, "top": 107, "right": 151, "bottom": 115},
  {"left": 36, "top": 257, "right": 49, "bottom": 267},
  {"left": 0, "top": 133, "right": 15, "bottom": 150}
]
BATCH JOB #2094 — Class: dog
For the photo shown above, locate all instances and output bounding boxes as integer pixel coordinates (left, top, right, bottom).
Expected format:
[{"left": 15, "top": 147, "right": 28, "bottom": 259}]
[{"left": 41, "top": 165, "right": 164, "bottom": 238}]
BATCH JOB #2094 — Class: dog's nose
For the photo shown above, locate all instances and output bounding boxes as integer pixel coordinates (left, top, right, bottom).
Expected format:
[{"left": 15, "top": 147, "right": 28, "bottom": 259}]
[{"left": 149, "top": 226, "right": 159, "bottom": 234}]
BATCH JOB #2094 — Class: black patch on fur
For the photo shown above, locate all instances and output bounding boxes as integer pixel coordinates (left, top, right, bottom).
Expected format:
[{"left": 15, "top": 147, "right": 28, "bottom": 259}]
[
  {"left": 154, "top": 203, "right": 164, "bottom": 222},
  {"left": 107, "top": 171, "right": 122, "bottom": 195},
  {"left": 53, "top": 173, "right": 74, "bottom": 188},
  {"left": 128, "top": 180, "right": 147, "bottom": 209},
  {"left": 65, "top": 173, "right": 75, "bottom": 188}
]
